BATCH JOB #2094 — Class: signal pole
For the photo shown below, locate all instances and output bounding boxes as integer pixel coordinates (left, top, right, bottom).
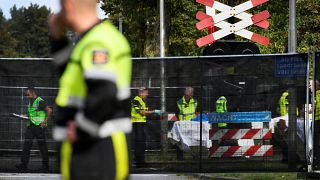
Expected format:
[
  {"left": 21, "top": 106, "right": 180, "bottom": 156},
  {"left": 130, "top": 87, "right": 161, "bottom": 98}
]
[
  {"left": 160, "top": 0, "right": 166, "bottom": 112},
  {"left": 288, "top": 0, "right": 297, "bottom": 53}
]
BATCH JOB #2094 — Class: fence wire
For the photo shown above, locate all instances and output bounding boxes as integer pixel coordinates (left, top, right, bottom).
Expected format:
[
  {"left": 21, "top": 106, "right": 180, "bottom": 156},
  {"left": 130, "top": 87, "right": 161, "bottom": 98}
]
[{"left": 0, "top": 54, "right": 309, "bottom": 173}]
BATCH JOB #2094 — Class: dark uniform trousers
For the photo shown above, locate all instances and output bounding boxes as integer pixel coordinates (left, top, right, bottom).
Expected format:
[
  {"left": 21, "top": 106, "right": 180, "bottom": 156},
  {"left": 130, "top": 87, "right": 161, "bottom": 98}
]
[
  {"left": 132, "top": 123, "right": 146, "bottom": 164},
  {"left": 70, "top": 134, "right": 130, "bottom": 180},
  {"left": 21, "top": 124, "right": 49, "bottom": 168},
  {"left": 314, "top": 120, "right": 320, "bottom": 166}
]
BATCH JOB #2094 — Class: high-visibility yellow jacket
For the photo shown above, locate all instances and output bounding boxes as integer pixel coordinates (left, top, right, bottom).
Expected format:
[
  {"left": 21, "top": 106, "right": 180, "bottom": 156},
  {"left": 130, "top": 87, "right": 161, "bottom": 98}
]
[
  {"left": 177, "top": 96, "right": 197, "bottom": 121},
  {"left": 216, "top": 96, "right": 227, "bottom": 128},
  {"left": 131, "top": 96, "right": 148, "bottom": 123},
  {"left": 28, "top": 96, "right": 46, "bottom": 126},
  {"left": 279, "top": 92, "right": 289, "bottom": 116},
  {"left": 316, "top": 90, "right": 320, "bottom": 121},
  {"left": 53, "top": 20, "right": 132, "bottom": 139}
]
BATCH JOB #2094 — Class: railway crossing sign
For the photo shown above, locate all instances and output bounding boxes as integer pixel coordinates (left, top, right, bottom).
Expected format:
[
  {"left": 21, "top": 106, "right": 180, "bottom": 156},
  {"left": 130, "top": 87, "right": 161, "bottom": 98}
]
[{"left": 195, "top": 0, "right": 270, "bottom": 47}]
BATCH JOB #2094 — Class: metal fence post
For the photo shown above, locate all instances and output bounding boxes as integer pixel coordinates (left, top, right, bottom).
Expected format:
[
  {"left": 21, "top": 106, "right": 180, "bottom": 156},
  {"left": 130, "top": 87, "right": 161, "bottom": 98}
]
[
  {"left": 288, "top": 86, "right": 297, "bottom": 170},
  {"left": 199, "top": 59, "right": 203, "bottom": 173},
  {"left": 305, "top": 50, "right": 312, "bottom": 171},
  {"left": 288, "top": 0, "right": 297, "bottom": 53},
  {"left": 311, "top": 50, "right": 317, "bottom": 171},
  {"left": 20, "top": 88, "right": 24, "bottom": 149},
  {"left": 161, "top": 113, "right": 168, "bottom": 153}
]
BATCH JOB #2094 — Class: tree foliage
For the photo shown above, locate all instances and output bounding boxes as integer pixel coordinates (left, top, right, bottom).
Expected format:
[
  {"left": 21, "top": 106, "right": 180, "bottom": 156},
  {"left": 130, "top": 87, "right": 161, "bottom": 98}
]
[
  {"left": 296, "top": 0, "right": 320, "bottom": 52},
  {"left": 0, "top": 9, "right": 18, "bottom": 57},
  {"left": 0, "top": 4, "right": 51, "bottom": 58},
  {"left": 101, "top": 0, "right": 205, "bottom": 57},
  {"left": 101, "top": 0, "right": 158, "bottom": 57},
  {"left": 166, "top": 0, "right": 206, "bottom": 56},
  {"left": 250, "top": 1, "right": 289, "bottom": 54},
  {"left": 9, "top": 4, "right": 51, "bottom": 57},
  {"left": 101, "top": 0, "right": 320, "bottom": 56},
  {"left": 1, "top": 1, "right": 320, "bottom": 58},
  {"left": 254, "top": 0, "right": 320, "bottom": 53}
]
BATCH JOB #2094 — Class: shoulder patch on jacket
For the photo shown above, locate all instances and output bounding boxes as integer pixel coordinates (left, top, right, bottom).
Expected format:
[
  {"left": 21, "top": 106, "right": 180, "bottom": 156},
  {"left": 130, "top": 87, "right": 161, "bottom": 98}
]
[{"left": 93, "top": 50, "right": 108, "bottom": 64}]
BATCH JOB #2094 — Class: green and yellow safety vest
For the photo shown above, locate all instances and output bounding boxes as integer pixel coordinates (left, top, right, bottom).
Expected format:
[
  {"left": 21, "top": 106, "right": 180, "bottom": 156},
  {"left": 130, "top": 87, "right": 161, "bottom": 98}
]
[
  {"left": 316, "top": 90, "right": 320, "bottom": 121},
  {"left": 216, "top": 96, "right": 227, "bottom": 128},
  {"left": 131, "top": 96, "right": 148, "bottom": 123},
  {"left": 177, "top": 96, "right": 197, "bottom": 121},
  {"left": 28, "top": 97, "right": 46, "bottom": 126},
  {"left": 279, "top": 92, "right": 289, "bottom": 116}
]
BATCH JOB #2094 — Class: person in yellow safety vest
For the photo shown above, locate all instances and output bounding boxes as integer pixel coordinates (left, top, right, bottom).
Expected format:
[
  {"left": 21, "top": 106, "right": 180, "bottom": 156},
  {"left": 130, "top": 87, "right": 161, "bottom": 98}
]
[
  {"left": 279, "top": 90, "right": 299, "bottom": 117},
  {"left": 276, "top": 90, "right": 300, "bottom": 164},
  {"left": 175, "top": 87, "right": 197, "bottom": 160},
  {"left": 177, "top": 87, "right": 197, "bottom": 121},
  {"left": 15, "top": 87, "right": 51, "bottom": 172},
  {"left": 216, "top": 96, "right": 228, "bottom": 128},
  {"left": 49, "top": 0, "right": 132, "bottom": 179},
  {"left": 279, "top": 91, "right": 289, "bottom": 116},
  {"left": 131, "top": 87, "right": 160, "bottom": 167},
  {"left": 313, "top": 80, "right": 320, "bottom": 168}
]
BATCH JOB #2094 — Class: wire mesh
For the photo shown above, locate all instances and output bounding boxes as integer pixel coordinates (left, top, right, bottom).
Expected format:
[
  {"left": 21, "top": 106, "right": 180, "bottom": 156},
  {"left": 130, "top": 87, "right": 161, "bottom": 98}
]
[{"left": 0, "top": 54, "right": 309, "bottom": 173}]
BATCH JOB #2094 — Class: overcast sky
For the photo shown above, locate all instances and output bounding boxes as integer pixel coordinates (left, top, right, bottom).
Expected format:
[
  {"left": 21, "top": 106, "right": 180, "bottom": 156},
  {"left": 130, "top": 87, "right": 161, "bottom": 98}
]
[{"left": 0, "top": 0, "right": 106, "bottom": 19}]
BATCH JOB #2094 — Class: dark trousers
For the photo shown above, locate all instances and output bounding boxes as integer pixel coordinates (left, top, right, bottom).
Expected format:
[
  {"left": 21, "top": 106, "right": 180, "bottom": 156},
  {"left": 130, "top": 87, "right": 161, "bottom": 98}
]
[
  {"left": 273, "top": 126, "right": 288, "bottom": 161},
  {"left": 21, "top": 124, "right": 49, "bottom": 168},
  {"left": 176, "top": 146, "right": 184, "bottom": 160},
  {"left": 70, "top": 134, "right": 130, "bottom": 180},
  {"left": 132, "top": 123, "right": 146, "bottom": 164},
  {"left": 314, "top": 121, "right": 320, "bottom": 165}
]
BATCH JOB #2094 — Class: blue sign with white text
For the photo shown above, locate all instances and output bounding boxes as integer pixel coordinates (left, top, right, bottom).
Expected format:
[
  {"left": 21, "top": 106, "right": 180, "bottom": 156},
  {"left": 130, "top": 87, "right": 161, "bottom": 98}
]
[
  {"left": 275, "top": 55, "right": 307, "bottom": 77},
  {"left": 207, "top": 111, "right": 271, "bottom": 123}
]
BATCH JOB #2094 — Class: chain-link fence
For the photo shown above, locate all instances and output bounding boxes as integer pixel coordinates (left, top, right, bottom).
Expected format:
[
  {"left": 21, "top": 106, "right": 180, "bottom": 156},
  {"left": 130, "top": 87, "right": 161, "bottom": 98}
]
[
  {"left": 0, "top": 59, "right": 58, "bottom": 172},
  {"left": 0, "top": 54, "right": 310, "bottom": 173}
]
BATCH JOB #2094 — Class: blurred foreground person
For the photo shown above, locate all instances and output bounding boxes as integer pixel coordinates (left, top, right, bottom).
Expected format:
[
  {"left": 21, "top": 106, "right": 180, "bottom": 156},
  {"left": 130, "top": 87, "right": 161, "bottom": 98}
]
[
  {"left": 313, "top": 80, "right": 320, "bottom": 168},
  {"left": 49, "top": 0, "right": 132, "bottom": 179}
]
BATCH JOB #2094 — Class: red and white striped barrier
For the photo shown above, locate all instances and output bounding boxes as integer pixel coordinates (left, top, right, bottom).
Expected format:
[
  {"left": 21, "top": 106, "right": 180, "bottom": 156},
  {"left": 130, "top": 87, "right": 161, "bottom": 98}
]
[
  {"left": 209, "top": 145, "right": 273, "bottom": 157},
  {"left": 209, "top": 128, "right": 272, "bottom": 140},
  {"left": 195, "top": 0, "right": 270, "bottom": 47},
  {"left": 168, "top": 113, "right": 178, "bottom": 121}
]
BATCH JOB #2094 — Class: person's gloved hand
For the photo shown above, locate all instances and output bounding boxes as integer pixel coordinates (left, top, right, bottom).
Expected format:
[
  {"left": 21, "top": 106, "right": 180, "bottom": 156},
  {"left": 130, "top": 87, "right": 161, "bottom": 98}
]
[{"left": 154, "top": 109, "right": 161, "bottom": 115}]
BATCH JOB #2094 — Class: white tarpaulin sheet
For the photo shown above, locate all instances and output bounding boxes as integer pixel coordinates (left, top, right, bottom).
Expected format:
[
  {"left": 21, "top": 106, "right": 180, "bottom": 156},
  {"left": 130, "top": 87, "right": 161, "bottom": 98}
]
[
  {"left": 168, "top": 121, "right": 212, "bottom": 151},
  {"left": 270, "top": 115, "right": 311, "bottom": 149}
]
